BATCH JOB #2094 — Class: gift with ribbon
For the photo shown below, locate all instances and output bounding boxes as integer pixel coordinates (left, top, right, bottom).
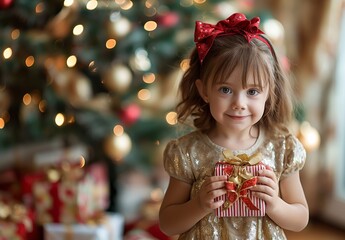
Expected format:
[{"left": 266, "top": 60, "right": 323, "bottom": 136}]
[
  {"left": 31, "top": 161, "right": 109, "bottom": 225},
  {"left": 214, "top": 150, "right": 266, "bottom": 217},
  {"left": 0, "top": 192, "right": 34, "bottom": 240}
]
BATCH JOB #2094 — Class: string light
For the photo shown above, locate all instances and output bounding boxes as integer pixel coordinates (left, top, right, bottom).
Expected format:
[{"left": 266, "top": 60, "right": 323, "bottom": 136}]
[
  {"left": 180, "top": 59, "right": 190, "bottom": 72},
  {"left": 38, "top": 100, "right": 47, "bottom": 113},
  {"left": 113, "top": 124, "right": 124, "bottom": 136},
  {"left": 73, "top": 24, "right": 84, "bottom": 35},
  {"left": 145, "top": 0, "right": 155, "bottom": 8},
  {"left": 86, "top": 0, "right": 98, "bottom": 10},
  {"left": 119, "top": 1, "right": 133, "bottom": 10},
  {"left": 3, "top": 47, "right": 12, "bottom": 59},
  {"left": 137, "top": 89, "right": 151, "bottom": 101},
  {"left": 144, "top": 21, "right": 157, "bottom": 31},
  {"left": 11, "top": 29, "right": 20, "bottom": 40},
  {"left": 2, "top": 112, "right": 9, "bottom": 123},
  {"left": 55, "top": 113, "right": 65, "bottom": 126},
  {"left": 0, "top": 118, "right": 4, "bottom": 129},
  {"left": 79, "top": 155, "right": 86, "bottom": 168},
  {"left": 23, "top": 93, "right": 32, "bottom": 106},
  {"left": 35, "top": 2, "right": 45, "bottom": 13},
  {"left": 105, "top": 39, "right": 116, "bottom": 49},
  {"left": 166, "top": 111, "right": 178, "bottom": 125},
  {"left": 25, "top": 56, "right": 35, "bottom": 67},
  {"left": 67, "top": 55, "right": 77, "bottom": 67},
  {"left": 142, "top": 73, "right": 155, "bottom": 84},
  {"left": 64, "top": 0, "right": 74, "bottom": 7},
  {"left": 88, "top": 61, "right": 97, "bottom": 72}
]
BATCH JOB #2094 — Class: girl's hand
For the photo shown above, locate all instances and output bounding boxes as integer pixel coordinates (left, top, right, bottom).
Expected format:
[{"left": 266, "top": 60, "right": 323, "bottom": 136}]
[
  {"left": 196, "top": 175, "right": 227, "bottom": 214},
  {"left": 252, "top": 168, "right": 280, "bottom": 212}
]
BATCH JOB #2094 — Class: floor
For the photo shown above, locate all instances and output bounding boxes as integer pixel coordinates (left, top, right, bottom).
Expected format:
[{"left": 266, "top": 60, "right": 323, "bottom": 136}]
[{"left": 285, "top": 218, "right": 345, "bottom": 240}]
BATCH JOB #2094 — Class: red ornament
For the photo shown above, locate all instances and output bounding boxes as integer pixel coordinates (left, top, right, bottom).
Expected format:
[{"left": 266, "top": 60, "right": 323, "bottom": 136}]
[
  {"left": 157, "top": 12, "right": 180, "bottom": 28},
  {"left": 0, "top": 0, "right": 13, "bottom": 9},
  {"left": 120, "top": 104, "right": 141, "bottom": 125}
]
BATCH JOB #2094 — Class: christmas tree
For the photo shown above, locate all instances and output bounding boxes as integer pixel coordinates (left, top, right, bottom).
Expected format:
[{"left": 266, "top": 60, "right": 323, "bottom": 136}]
[{"left": 0, "top": 0, "right": 288, "bottom": 215}]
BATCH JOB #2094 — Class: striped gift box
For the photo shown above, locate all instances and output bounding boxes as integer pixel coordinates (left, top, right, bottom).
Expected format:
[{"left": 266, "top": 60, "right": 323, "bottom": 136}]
[{"left": 214, "top": 162, "right": 266, "bottom": 217}]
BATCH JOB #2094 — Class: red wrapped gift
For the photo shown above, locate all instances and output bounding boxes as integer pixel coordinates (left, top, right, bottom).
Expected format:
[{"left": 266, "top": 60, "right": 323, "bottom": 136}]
[
  {"left": 214, "top": 150, "right": 266, "bottom": 217},
  {"left": 0, "top": 170, "right": 22, "bottom": 201},
  {"left": 32, "top": 162, "right": 108, "bottom": 225},
  {"left": 0, "top": 193, "right": 34, "bottom": 240}
]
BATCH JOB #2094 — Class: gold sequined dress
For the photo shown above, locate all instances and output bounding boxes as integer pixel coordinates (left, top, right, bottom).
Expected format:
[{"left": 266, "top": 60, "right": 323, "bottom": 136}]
[{"left": 163, "top": 129, "right": 306, "bottom": 240}]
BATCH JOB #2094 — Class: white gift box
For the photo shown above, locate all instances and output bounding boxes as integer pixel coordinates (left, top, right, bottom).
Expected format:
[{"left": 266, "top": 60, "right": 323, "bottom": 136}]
[{"left": 44, "top": 213, "right": 124, "bottom": 240}]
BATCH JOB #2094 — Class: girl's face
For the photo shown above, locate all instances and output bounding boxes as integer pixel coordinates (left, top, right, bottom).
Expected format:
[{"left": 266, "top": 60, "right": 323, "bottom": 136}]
[{"left": 197, "top": 65, "right": 269, "bottom": 135}]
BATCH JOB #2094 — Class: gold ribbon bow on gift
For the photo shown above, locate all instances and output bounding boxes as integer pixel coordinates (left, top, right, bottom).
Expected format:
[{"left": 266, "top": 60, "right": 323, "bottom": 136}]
[{"left": 221, "top": 150, "right": 263, "bottom": 210}]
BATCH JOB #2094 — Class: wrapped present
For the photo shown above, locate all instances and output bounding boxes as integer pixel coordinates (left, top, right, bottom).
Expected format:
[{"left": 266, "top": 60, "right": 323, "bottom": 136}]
[
  {"left": 32, "top": 161, "right": 109, "bottom": 225},
  {"left": 214, "top": 150, "right": 266, "bottom": 217},
  {"left": 85, "top": 163, "right": 109, "bottom": 214},
  {"left": 0, "top": 170, "right": 21, "bottom": 200},
  {"left": 0, "top": 193, "right": 34, "bottom": 240},
  {"left": 44, "top": 213, "right": 124, "bottom": 240}
]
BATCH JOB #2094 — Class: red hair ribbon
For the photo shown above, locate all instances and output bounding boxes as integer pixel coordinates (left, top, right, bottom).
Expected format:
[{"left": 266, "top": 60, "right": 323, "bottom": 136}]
[{"left": 194, "top": 13, "right": 272, "bottom": 63}]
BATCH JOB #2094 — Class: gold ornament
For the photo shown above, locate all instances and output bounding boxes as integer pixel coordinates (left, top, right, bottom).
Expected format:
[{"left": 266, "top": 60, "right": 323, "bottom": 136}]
[
  {"left": 102, "top": 63, "right": 132, "bottom": 93},
  {"left": 48, "top": 68, "right": 93, "bottom": 107},
  {"left": 46, "top": 2, "right": 79, "bottom": 39},
  {"left": 107, "top": 16, "right": 132, "bottom": 39},
  {"left": 104, "top": 132, "right": 132, "bottom": 162},
  {"left": 68, "top": 73, "right": 93, "bottom": 106}
]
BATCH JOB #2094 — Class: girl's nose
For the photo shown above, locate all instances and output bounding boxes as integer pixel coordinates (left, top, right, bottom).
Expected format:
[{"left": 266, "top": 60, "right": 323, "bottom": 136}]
[
  {"left": 231, "top": 94, "right": 246, "bottom": 110},
  {"left": 232, "top": 105, "right": 246, "bottom": 110}
]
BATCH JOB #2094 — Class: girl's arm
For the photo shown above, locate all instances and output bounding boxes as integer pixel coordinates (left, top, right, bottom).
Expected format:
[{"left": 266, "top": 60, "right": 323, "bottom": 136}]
[
  {"left": 253, "top": 169, "right": 309, "bottom": 232},
  {"left": 159, "top": 175, "right": 227, "bottom": 236}
]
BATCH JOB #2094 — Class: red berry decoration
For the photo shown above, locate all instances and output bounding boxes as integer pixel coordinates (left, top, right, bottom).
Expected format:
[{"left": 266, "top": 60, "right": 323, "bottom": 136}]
[
  {"left": 0, "top": 0, "right": 13, "bottom": 9},
  {"left": 120, "top": 104, "right": 141, "bottom": 125}
]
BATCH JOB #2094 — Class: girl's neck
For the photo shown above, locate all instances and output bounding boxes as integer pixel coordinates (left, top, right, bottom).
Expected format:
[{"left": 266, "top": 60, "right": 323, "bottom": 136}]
[{"left": 207, "top": 126, "right": 259, "bottom": 151}]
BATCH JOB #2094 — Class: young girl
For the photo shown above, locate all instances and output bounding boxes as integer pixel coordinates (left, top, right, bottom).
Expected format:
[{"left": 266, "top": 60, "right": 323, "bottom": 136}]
[{"left": 159, "top": 13, "right": 309, "bottom": 239}]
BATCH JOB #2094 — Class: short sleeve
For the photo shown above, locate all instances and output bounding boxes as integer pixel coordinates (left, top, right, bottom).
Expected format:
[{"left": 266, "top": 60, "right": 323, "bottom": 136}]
[
  {"left": 281, "top": 135, "right": 306, "bottom": 178},
  {"left": 163, "top": 139, "right": 194, "bottom": 184}
]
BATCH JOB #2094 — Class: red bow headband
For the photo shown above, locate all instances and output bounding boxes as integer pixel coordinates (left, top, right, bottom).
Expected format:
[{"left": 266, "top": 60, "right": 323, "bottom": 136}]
[{"left": 194, "top": 13, "right": 272, "bottom": 63}]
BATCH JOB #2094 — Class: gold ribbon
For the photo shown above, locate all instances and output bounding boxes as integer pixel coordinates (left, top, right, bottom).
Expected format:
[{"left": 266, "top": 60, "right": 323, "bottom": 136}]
[
  {"left": 222, "top": 150, "right": 262, "bottom": 166},
  {"left": 221, "top": 150, "right": 263, "bottom": 210}
]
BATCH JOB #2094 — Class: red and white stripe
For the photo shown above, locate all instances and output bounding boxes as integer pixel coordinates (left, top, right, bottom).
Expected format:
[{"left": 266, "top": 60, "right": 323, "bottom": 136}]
[{"left": 214, "top": 162, "right": 266, "bottom": 217}]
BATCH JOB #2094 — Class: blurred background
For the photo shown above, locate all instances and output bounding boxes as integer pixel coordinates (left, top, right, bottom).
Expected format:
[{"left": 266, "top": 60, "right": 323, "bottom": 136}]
[{"left": 1, "top": 0, "right": 345, "bottom": 239}]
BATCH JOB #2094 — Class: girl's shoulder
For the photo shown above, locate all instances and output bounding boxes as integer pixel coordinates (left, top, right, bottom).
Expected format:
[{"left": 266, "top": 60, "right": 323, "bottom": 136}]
[
  {"left": 265, "top": 129, "right": 302, "bottom": 147},
  {"left": 261, "top": 130, "right": 306, "bottom": 176},
  {"left": 262, "top": 129, "right": 306, "bottom": 158},
  {"left": 165, "top": 130, "right": 215, "bottom": 154}
]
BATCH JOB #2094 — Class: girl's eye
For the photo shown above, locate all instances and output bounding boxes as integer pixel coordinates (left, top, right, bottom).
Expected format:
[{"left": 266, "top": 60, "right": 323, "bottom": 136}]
[
  {"left": 247, "top": 89, "right": 260, "bottom": 96},
  {"left": 219, "top": 87, "right": 232, "bottom": 94}
]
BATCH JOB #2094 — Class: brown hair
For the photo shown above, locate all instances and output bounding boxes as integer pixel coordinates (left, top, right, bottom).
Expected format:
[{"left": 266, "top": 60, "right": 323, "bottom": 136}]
[{"left": 176, "top": 34, "right": 294, "bottom": 134}]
